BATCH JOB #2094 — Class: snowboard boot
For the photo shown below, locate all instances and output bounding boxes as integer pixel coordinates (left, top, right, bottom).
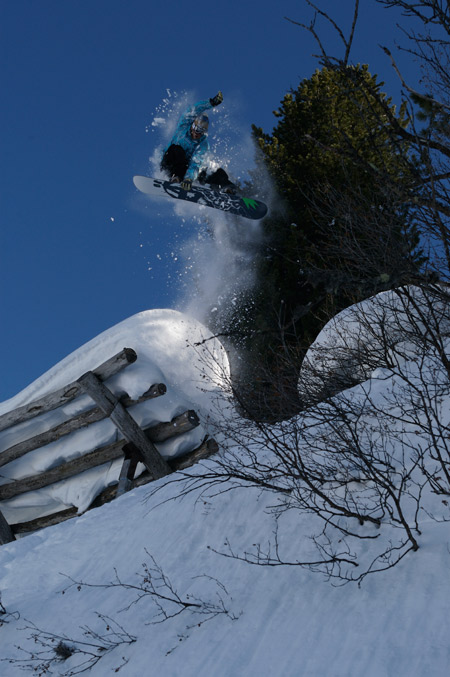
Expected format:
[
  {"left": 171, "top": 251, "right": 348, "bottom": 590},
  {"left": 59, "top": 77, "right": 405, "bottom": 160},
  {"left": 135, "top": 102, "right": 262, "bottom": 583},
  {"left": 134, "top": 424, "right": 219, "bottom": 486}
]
[
  {"left": 206, "top": 168, "right": 238, "bottom": 195},
  {"left": 221, "top": 182, "right": 238, "bottom": 195},
  {"left": 198, "top": 169, "right": 208, "bottom": 184}
]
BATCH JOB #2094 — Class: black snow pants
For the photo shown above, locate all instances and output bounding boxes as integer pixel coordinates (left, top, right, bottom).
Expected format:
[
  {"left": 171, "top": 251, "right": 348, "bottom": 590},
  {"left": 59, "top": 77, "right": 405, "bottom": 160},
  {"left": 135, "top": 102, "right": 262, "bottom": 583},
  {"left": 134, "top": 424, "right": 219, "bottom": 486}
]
[
  {"left": 160, "top": 144, "right": 189, "bottom": 181},
  {"left": 161, "top": 144, "right": 235, "bottom": 191}
]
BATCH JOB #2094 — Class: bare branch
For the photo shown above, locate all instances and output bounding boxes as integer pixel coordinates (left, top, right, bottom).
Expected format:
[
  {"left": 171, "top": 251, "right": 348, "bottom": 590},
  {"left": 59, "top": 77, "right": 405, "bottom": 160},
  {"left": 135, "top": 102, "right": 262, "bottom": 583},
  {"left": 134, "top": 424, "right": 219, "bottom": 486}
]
[{"left": 285, "top": 0, "right": 361, "bottom": 65}]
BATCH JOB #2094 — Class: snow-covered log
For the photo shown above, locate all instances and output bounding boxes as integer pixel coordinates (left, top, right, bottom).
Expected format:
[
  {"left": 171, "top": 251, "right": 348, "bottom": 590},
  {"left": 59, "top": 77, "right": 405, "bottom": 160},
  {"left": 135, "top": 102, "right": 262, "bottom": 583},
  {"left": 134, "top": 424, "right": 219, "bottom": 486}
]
[
  {"left": 0, "top": 383, "right": 166, "bottom": 469},
  {"left": 11, "top": 437, "right": 219, "bottom": 536},
  {"left": 77, "top": 370, "right": 171, "bottom": 480},
  {"left": 0, "top": 347, "right": 137, "bottom": 433},
  {"left": 0, "top": 410, "right": 202, "bottom": 503}
]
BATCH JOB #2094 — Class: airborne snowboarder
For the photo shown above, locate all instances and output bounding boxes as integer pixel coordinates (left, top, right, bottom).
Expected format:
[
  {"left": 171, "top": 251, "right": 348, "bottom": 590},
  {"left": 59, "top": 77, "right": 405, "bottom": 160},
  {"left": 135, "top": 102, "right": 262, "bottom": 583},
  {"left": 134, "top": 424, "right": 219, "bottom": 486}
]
[
  {"left": 133, "top": 90, "right": 267, "bottom": 220},
  {"left": 160, "top": 91, "right": 237, "bottom": 194}
]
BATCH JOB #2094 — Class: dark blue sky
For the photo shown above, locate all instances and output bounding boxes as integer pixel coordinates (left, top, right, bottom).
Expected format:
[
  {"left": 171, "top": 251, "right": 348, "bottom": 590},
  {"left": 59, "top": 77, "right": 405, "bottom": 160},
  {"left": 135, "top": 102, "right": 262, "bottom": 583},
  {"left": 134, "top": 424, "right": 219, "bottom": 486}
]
[{"left": 1, "top": 0, "right": 413, "bottom": 400}]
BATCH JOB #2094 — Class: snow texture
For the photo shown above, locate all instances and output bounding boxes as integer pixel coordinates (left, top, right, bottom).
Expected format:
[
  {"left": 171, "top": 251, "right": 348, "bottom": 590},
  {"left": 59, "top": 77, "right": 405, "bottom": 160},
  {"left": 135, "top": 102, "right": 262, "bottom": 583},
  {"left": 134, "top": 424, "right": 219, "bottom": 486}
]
[
  {"left": 299, "top": 285, "right": 450, "bottom": 402},
  {"left": 1, "top": 300, "right": 450, "bottom": 676}
]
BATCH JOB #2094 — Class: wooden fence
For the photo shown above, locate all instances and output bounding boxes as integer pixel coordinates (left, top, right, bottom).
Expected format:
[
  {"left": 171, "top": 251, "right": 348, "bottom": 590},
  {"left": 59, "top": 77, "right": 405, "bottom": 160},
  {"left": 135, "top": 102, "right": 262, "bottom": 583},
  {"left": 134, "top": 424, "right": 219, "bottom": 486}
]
[{"left": 0, "top": 348, "right": 218, "bottom": 545}]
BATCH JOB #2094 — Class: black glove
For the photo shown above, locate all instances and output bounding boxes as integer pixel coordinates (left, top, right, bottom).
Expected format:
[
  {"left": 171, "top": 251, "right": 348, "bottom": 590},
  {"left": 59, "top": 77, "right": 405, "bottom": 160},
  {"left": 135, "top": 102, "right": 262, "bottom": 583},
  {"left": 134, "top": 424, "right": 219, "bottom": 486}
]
[
  {"left": 181, "top": 178, "right": 192, "bottom": 191},
  {"left": 210, "top": 91, "right": 223, "bottom": 107}
]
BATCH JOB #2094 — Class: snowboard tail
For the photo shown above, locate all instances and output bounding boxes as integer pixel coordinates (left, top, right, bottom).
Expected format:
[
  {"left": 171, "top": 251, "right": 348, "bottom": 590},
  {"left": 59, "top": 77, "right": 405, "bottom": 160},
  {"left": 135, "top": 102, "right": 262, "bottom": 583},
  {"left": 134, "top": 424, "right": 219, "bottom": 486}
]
[{"left": 133, "top": 176, "right": 267, "bottom": 220}]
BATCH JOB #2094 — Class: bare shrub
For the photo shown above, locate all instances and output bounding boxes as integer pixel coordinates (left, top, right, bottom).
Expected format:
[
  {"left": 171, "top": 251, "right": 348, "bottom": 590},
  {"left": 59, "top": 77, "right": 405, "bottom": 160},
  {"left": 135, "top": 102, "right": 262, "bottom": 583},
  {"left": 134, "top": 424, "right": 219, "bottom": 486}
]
[
  {"left": 0, "top": 592, "right": 19, "bottom": 628},
  {"left": 150, "top": 284, "right": 450, "bottom": 585},
  {"left": 4, "top": 550, "right": 237, "bottom": 674}
]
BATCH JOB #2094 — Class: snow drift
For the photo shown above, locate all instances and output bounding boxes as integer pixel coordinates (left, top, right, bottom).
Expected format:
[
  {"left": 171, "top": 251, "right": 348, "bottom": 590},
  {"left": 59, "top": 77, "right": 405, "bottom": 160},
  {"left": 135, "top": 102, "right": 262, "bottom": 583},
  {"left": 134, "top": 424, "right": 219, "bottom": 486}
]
[{"left": 298, "top": 285, "right": 450, "bottom": 403}]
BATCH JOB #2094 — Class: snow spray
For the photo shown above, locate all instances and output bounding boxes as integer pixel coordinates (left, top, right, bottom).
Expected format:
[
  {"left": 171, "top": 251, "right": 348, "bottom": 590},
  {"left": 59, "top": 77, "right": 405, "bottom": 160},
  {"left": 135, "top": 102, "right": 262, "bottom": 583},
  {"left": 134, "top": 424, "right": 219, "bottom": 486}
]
[{"left": 145, "top": 90, "right": 278, "bottom": 336}]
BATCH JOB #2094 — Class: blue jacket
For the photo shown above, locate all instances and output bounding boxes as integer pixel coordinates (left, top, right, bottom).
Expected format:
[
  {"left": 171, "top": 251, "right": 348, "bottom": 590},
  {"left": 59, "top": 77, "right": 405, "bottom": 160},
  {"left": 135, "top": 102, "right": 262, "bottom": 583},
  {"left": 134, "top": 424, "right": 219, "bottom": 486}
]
[{"left": 165, "top": 99, "right": 213, "bottom": 181}]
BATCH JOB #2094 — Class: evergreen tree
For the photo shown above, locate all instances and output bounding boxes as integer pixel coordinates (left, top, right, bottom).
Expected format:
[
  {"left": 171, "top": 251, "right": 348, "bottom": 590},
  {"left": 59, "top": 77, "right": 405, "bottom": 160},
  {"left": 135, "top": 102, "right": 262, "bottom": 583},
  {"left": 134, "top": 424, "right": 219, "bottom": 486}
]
[{"left": 229, "top": 65, "right": 425, "bottom": 420}]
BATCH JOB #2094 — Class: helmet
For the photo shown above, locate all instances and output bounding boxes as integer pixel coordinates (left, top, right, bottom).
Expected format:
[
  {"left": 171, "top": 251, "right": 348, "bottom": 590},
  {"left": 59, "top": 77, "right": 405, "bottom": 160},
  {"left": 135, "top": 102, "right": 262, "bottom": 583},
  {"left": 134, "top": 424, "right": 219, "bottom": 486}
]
[{"left": 191, "top": 114, "right": 209, "bottom": 135}]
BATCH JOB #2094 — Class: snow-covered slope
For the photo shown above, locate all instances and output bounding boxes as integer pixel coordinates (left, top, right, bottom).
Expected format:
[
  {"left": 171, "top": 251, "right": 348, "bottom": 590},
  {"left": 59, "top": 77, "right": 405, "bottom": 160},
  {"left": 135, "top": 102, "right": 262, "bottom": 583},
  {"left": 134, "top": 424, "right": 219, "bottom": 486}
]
[
  {"left": 0, "top": 433, "right": 449, "bottom": 676},
  {"left": 299, "top": 285, "right": 450, "bottom": 402},
  {"left": 1, "top": 302, "right": 450, "bottom": 676}
]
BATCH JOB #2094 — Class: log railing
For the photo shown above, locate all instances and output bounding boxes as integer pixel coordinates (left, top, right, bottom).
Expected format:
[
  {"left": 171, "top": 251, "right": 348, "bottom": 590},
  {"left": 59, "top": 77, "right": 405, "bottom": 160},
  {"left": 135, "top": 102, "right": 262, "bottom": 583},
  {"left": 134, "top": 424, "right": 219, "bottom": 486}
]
[
  {"left": 0, "top": 348, "right": 218, "bottom": 545},
  {"left": 0, "top": 348, "right": 138, "bottom": 433}
]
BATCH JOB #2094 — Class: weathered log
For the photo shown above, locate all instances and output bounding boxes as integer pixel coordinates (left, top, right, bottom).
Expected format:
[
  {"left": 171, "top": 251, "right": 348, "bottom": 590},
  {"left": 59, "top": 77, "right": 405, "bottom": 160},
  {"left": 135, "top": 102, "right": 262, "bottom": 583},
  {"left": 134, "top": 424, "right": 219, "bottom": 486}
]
[
  {"left": 0, "top": 509, "right": 15, "bottom": 544},
  {"left": 10, "top": 437, "right": 220, "bottom": 535},
  {"left": 115, "top": 437, "right": 219, "bottom": 482},
  {"left": 116, "top": 443, "right": 140, "bottom": 497},
  {"left": 169, "top": 437, "right": 219, "bottom": 471},
  {"left": 114, "top": 427, "right": 210, "bottom": 498},
  {"left": 0, "top": 348, "right": 137, "bottom": 433},
  {"left": 12, "top": 507, "right": 77, "bottom": 535},
  {"left": 0, "top": 442, "right": 124, "bottom": 501},
  {"left": 0, "top": 406, "right": 106, "bottom": 469},
  {"left": 140, "top": 383, "right": 167, "bottom": 399},
  {"left": 116, "top": 459, "right": 133, "bottom": 497},
  {"left": 0, "top": 411, "right": 200, "bottom": 502},
  {"left": 114, "top": 412, "right": 203, "bottom": 497},
  {"left": 146, "top": 410, "right": 200, "bottom": 442},
  {"left": 0, "top": 383, "right": 167, "bottom": 469},
  {"left": 78, "top": 371, "right": 171, "bottom": 480}
]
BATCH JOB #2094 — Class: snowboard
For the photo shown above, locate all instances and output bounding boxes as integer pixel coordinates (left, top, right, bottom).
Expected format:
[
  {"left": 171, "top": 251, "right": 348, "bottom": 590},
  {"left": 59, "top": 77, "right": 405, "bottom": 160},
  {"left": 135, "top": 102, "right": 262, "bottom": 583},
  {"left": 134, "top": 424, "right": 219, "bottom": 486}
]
[{"left": 133, "top": 175, "right": 267, "bottom": 221}]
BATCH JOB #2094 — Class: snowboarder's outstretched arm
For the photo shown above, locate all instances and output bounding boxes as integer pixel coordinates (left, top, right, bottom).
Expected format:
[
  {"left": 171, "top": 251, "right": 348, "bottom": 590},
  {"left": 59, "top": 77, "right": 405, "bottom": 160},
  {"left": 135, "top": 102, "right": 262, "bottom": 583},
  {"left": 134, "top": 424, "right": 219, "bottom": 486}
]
[
  {"left": 181, "top": 92, "right": 222, "bottom": 125},
  {"left": 210, "top": 91, "right": 223, "bottom": 106}
]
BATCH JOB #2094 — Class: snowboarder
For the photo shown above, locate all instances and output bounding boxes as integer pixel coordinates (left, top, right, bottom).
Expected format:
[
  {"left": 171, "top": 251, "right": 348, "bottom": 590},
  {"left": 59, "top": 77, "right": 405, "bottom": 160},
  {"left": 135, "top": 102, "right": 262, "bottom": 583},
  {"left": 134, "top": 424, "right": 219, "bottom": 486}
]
[{"left": 160, "top": 91, "right": 237, "bottom": 194}]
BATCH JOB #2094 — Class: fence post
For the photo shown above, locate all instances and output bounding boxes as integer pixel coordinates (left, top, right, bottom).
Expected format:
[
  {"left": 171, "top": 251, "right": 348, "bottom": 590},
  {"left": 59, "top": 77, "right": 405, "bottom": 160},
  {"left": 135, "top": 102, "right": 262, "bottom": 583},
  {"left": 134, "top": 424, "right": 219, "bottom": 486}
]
[
  {"left": 77, "top": 371, "right": 171, "bottom": 480},
  {"left": 116, "top": 442, "right": 141, "bottom": 497},
  {"left": 0, "top": 509, "right": 14, "bottom": 545}
]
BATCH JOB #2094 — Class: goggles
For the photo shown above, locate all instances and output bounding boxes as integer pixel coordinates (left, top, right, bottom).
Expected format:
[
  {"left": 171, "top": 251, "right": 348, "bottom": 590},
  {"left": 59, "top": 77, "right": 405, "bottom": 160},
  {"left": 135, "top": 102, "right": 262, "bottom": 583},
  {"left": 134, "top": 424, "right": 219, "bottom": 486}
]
[{"left": 192, "top": 122, "right": 206, "bottom": 135}]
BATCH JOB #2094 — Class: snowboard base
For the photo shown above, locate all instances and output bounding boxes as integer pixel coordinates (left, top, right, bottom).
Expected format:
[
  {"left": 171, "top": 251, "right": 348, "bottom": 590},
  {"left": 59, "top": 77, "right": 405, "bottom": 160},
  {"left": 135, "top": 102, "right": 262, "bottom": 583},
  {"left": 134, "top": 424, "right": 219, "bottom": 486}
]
[{"left": 133, "top": 176, "right": 267, "bottom": 220}]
